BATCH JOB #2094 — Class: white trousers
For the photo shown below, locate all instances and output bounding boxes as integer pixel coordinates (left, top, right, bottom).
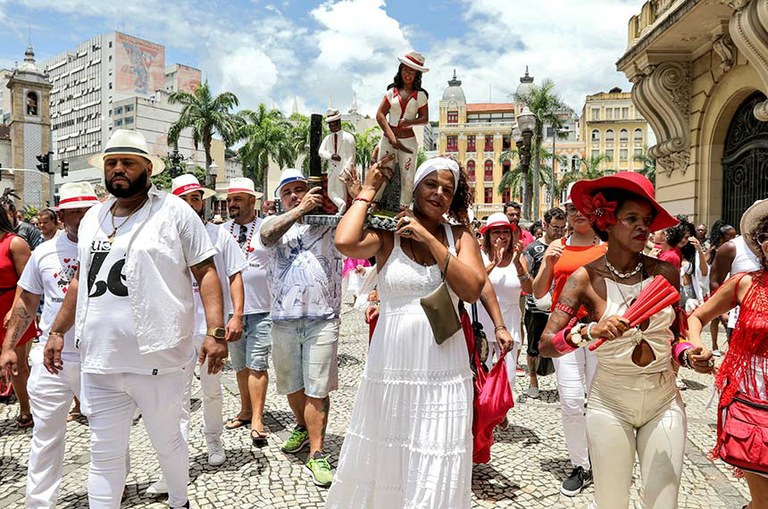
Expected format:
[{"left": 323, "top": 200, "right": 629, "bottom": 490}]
[
  {"left": 25, "top": 360, "right": 81, "bottom": 509},
  {"left": 80, "top": 370, "right": 189, "bottom": 508},
  {"left": 587, "top": 369, "right": 686, "bottom": 509},
  {"left": 553, "top": 346, "right": 597, "bottom": 470},
  {"left": 181, "top": 335, "right": 223, "bottom": 441},
  {"left": 375, "top": 135, "right": 419, "bottom": 206}
]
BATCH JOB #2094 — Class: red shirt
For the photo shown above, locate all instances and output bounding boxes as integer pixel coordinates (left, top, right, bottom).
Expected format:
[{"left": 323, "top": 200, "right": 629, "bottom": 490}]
[
  {"left": 658, "top": 247, "right": 682, "bottom": 269},
  {"left": 520, "top": 229, "right": 535, "bottom": 248},
  {"left": 551, "top": 240, "right": 609, "bottom": 317}
]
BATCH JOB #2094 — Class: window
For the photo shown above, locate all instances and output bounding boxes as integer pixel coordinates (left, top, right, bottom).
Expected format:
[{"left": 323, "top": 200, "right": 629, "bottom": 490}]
[
  {"left": 447, "top": 135, "right": 458, "bottom": 152},
  {"left": 114, "top": 106, "right": 122, "bottom": 115},
  {"left": 108, "top": 55, "right": 112, "bottom": 62},
  {"left": 605, "top": 129, "right": 615, "bottom": 144},
  {"left": 634, "top": 147, "right": 643, "bottom": 159},
  {"left": 125, "top": 117, "right": 134, "bottom": 125},
  {"left": 484, "top": 187, "right": 493, "bottom": 204},
  {"left": 484, "top": 135, "right": 494, "bottom": 152},
  {"left": 447, "top": 111, "right": 458, "bottom": 124},
  {"left": 484, "top": 160, "right": 494, "bottom": 181},
  {"left": 620, "top": 149, "right": 628, "bottom": 161},
  {"left": 26, "top": 91, "right": 39, "bottom": 116},
  {"left": 622, "top": 107, "right": 629, "bottom": 119},
  {"left": 502, "top": 189, "right": 510, "bottom": 203},
  {"left": 467, "top": 160, "right": 476, "bottom": 181},
  {"left": 634, "top": 128, "right": 643, "bottom": 144},
  {"left": 591, "top": 149, "right": 600, "bottom": 159},
  {"left": 502, "top": 135, "right": 511, "bottom": 151},
  {"left": 591, "top": 107, "right": 600, "bottom": 121},
  {"left": 467, "top": 135, "right": 476, "bottom": 152},
  {"left": 619, "top": 129, "right": 628, "bottom": 143},
  {"left": 115, "top": 119, "right": 123, "bottom": 127},
  {"left": 125, "top": 104, "right": 134, "bottom": 112},
  {"left": 591, "top": 129, "right": 601, "bottom": 142},
  {"left": 605, "top": 108, "right": 613, "bottom": 121},
  {"left": 572, "top": 156, "right": 581, "bottom": 171},
  {"left": 108, "top": 82, "right": 112, "bottom": 90},
  {"left": 502, "top": 160, "right": 511, "bottom": 174}
]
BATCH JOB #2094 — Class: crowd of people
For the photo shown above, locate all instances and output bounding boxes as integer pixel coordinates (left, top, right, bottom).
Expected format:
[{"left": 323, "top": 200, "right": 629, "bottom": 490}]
[{"left": 0, "top": 127, "right": 767, "bottom": 509}]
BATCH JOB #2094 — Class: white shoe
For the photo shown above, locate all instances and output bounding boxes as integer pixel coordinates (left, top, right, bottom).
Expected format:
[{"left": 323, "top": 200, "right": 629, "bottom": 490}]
[
  {"left": 206, "top": 438, "right": 227, "bottom": 467},
  {"left": 146, "top": 478, "right": 168, "bottom": 495},
  {"left": 525, "top": 386, "right": 540, "bottom": 399},
  {"left": 676, "top": 378, "right": 687, "bottom": 391}
]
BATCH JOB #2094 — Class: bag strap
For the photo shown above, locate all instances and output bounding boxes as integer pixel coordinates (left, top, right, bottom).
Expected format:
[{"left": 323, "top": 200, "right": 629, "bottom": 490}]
[
  {"left": 441, "top": 251, "right": 451, "bottom": 282},
  {"left": 471, "top": 301, "right": 479, "bottom": 323}
]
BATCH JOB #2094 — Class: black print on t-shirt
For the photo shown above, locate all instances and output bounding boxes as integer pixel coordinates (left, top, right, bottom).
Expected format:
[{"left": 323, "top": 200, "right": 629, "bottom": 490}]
[{"left": 88, "top": 240, "right": 128, "bottom": 298}]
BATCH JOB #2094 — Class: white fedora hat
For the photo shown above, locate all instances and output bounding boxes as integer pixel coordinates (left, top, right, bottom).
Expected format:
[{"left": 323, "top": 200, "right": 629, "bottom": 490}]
[
  {"left": 275, "top": 168, "right": 307, "bottom": 198},
  {"left": 171, "top": 174, "right": 215, "bottom": 200},
  {"left": 57, "top": 182, "right": 100, "bottom": 210},
  {"left": 325, "top": 108, "right": 342, "bottom": 123},
  {"left": 398, "top": 51, "right": 429, "bottom": 73},
  {"left": 88, "top": 129, "right": 166, "bottom": 176},
  {"left": 226, "top": 177, "right": 259, "bottom": 198}
]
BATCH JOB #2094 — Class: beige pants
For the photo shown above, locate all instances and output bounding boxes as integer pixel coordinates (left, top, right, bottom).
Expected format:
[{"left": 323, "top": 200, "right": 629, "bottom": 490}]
[{"left": 586, "top": 369, "right": 686, "bottom": 509}]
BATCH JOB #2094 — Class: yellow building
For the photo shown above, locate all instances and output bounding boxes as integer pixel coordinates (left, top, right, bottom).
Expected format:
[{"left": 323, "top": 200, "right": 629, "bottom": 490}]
[
  {"left": 617, "top": 0, "right": 768, "bottom": 227},
  {"left": 580, "top": 88, "right": 650, "bottom": 173}
]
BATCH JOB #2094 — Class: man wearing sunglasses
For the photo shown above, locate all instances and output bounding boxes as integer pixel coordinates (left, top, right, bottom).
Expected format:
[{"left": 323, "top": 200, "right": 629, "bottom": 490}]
[{"left": 220, "top": 178, "right": 273, "bottom": 447}]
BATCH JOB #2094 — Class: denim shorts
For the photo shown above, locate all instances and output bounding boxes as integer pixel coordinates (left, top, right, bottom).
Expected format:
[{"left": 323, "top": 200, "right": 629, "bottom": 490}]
[
  {"left": 229, "top": 312, "right": 272, "bottom": 372},
  {"left": 271, "top": 318, "right": 339, "bottom": 399}
]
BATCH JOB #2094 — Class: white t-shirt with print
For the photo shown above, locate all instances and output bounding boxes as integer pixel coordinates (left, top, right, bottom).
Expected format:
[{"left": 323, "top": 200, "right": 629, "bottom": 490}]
[
  {"left": 265, "top": 219, "right": 343, "bottom": 321},
  {"left": 17, "top": 234, "right": 80, "bottom": 361},
  {"left": 222, "top": 218, "right": 271, "bottom": 315},
  {"left": 192, "top": 222, "right": 249, "bottom": 335},
  {"left": 80, "top": 212, "right": 194, "bottom": 375}
]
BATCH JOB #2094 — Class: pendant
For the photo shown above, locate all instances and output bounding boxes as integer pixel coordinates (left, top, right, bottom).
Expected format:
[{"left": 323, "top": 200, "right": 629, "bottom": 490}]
[{"left": 107, "top": 229, "right": 117, "bottom": 244}]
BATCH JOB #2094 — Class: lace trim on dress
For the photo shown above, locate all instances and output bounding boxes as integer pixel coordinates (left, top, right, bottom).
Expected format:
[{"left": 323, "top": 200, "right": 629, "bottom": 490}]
[
  {"left": 365, "top": 367, "right": 472, "bottom": 385},
  {"left": 344, "top": 430, "right": 471, "bottom": 457}
]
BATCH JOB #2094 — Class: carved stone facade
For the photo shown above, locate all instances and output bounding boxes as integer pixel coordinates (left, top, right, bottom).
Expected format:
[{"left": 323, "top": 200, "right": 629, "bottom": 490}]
[{"left": 618, "top": 0, "right": 768, "bottom": 224}]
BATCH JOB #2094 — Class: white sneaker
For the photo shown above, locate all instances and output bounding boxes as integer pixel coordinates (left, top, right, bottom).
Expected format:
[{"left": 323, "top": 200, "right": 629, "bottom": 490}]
[
  {"left": 146, "top": 478, "right": 168, "bottom": 495},
  {"left": 525, "top": 386, "right": 540, "bottom": 399},
  {"left": 676, "top": 378, "right": 687, "bottom": 391},
  {"left": 206, "top": 438, "right": 226, "bottom": 467}
]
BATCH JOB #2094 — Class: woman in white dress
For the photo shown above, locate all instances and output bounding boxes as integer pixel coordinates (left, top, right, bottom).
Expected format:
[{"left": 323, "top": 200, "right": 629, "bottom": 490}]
[{"left": 330, "top": 156, "right": 510, "bottom": 508}]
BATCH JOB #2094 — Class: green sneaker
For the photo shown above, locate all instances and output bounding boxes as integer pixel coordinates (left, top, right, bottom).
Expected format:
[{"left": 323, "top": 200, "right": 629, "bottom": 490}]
[
  {"left": 305, "top": 452, "right": 333, "bottom": 488},
  {"left": 281, "top": 425, "right": 310, "bottom": 453}
]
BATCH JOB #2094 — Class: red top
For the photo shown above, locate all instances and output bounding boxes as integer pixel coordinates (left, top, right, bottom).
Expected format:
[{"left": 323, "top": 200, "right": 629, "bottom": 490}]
[
  {"left": 0, "top": 233, "right": 37, "bottom": 347},
  {"left": 551, "top": 239, "right": 609, "bottom": 316},
  {"left": 658, "top": 247, "right": 682, "bottom": 269},
  {"left": 520, "top": 229, "right": 535, "bottom": 248}
]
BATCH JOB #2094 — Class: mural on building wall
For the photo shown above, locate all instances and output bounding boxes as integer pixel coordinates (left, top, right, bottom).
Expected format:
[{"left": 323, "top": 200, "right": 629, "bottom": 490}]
[
  {"left": 115, "top": 33, "right": 164, "bottom": 96},
  {"left": 175, "top": 65, "right": 202, "bottom": 94}
]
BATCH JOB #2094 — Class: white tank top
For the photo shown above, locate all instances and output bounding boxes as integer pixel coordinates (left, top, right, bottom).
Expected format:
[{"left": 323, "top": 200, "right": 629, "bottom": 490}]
[{"left": 732, "top": 235, "right": 760, "bottom": 274}]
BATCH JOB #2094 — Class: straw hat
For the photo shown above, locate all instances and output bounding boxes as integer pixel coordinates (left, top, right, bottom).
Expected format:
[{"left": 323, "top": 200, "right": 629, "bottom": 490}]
[
  {"left": 88, "top": 129, "right": 165, "bottom": 176},
  {"left": 398, "top": 51, "right": 429, "bottom": 73},
  {"left": 480, "top": 212, "right": 518, "bottom": 235},
  {"left": 226, "top": 177, "right": 260, "bottom": 198},
  {"left": 171, "top": 174, "right": 215, "bottom": 200},
  {"left": 57, "top": 182, "right": 100, "bottom": 210},
  {"left": 274, "top": 168, "right": 308, "bottom": 199},
  {"left": 740, "top": 198, "right": 768, "bottom": 257},
  {"left": 325, "top": 108, "right": 341, "bottom": 123}
]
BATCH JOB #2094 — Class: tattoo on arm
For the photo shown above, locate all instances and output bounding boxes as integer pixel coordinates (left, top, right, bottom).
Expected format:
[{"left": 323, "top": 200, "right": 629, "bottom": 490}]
[
  {"left": 260, "top": 208, "right": 304, "bottom": 247},
  {"left": 6, "top": 294, "right": 35, "bottom": 350}
]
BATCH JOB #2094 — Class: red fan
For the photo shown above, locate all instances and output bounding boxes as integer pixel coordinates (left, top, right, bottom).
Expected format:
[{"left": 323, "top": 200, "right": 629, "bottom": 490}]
[{"left": 589, "top": 275, "right": 679, "bottom": 351}]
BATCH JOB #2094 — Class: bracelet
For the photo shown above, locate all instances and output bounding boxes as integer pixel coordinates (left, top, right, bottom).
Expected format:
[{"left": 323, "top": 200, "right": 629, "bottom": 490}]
[
  {"left": 585, "top": 322, "right": 597, "bottom": 342},
  {"left": 554, "top": 302, "right": 576, "bottom": 317},
  {"left": 49, "top": 331, "right": 64, "bottom": 337},
  {"left": 681, "top": 349, "right": 693, "bottom": 369},
  {"left": 517, "top": 272, "right": 531, "bottom": 282},
  {"left": 672, "top": 341, "right": 694, "bottom": 367},
  {"left": 494, "top": 324, "right": 507, "bottom": 332},
  {"left": 353, "top": 197, "right": 372, "bottom": 204},
  {"left": 552, "top": 328, "right": 578, "bottom": 354}
]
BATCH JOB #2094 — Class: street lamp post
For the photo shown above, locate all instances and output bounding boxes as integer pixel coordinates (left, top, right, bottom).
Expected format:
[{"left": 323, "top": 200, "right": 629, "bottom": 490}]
[
  {"left": 516, "top": 107, "right": 536, "bottom": 219},
  {"left": 551, "top": 126, "right": 569, "bottom": 209},
  {"left": 206, "top": 161, "right": 218, "bottom": 218}
]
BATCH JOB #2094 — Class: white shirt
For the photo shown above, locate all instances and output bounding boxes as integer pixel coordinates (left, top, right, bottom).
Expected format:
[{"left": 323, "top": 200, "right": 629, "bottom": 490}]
[
  {"left": 477, "top": 253, "right": 522, "bottom": 347},
  {"left": 263, "top": 219, "right": 343, "bottom": 321},
  {"left": 192, "top": 222, "right": 248, "bottom": 335},
  {"left": 222, "top": 218, "right": 271, "bottom": 315},
  {"left": 75, "top": 186, "right": 216, "bottom": 357},
  {"left": 384, "top": 88, "right": 428, "bottom": 127},
  {"left": 318, "top": 130, "right": 356, "bottom": 173},
  {"left": 17, "top": 234, "right": 79, "bottom": 361}
]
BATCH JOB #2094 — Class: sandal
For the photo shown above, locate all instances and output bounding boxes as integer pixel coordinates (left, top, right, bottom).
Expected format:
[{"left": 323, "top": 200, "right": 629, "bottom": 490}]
[
  {"left": 67, "top": 411, "right": 83, "bottom": 422},
  {"left": 16, "top": 413, "right": 34, "bottom": 428},
  {"left": 224, "top": 416, "right": 251, "bottom": 430},
  {"left": 251, "top": 429, "right": 269, "bottom": 447}
]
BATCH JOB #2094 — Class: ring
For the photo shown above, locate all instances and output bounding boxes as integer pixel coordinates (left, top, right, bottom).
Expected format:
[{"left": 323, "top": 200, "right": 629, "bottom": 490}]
[
  {"left": 707, "top": 359, "right": 715, "bottom": 368},
  {"left": 402, "top": 229, "right": 412, "bottom": 235},
  {"left": 402, "top": 216, "right": 411, "bottom": 223}
]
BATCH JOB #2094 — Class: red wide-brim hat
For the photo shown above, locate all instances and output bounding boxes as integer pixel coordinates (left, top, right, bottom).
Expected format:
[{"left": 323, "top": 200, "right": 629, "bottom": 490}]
[{"left": 570, "top": 172, "right": 678, "bottom": 232}]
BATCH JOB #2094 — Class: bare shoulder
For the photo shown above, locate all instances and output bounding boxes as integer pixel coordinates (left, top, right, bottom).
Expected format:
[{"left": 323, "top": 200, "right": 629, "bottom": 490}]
[{"left": 9, "top": 235, "right": 31, "bottom": 254}]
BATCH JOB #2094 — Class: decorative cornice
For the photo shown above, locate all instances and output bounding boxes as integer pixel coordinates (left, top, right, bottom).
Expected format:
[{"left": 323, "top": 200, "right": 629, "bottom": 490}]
[
  {"left": 631, "top": 61, "right": 692, "bottom": 176},
  {"left": 712, "top": 32, "right": 735, "bottom": 72},
  {"left": 723, "top": 0, "right": 768, "bottom": 120}
]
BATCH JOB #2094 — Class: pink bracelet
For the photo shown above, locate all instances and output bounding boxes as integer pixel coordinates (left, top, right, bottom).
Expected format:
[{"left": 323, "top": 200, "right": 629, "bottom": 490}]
[
  {"left": 672, "top": 341, "right": 694, "bottom": 366},
  {"left": 552, "top": 329, "right": 578, "bottom": 355}
]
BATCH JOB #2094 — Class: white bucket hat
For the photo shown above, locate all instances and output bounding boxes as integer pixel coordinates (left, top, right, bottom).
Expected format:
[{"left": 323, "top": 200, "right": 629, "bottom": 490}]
[
  {"left": 275, "top": 168, "right": 308, "bottom": 198},
  {"left": 326, "top": 108, "right": 342, "bottom": 123},
  {"left": 226, "top": 177, "right": 260, "bottom": 198},
  {"left": 88, "top": 129, "right": 166, "bottom": 176},
  {"left": 171, "top": 174, "right": 215, "bottom": 200},
  {"left": 398, "top": 51, "right": 429, "bottom": 73},
  {"left": 57, "top": 182, "right": 100, "bottom": 210}
]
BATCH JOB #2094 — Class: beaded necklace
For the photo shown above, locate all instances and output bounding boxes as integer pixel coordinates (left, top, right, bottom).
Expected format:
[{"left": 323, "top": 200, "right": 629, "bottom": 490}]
[{"left": 229, "top": 219, "right": 256, "bottom": 253}]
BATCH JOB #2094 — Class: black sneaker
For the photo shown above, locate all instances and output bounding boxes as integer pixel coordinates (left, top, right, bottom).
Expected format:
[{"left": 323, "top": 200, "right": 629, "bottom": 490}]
[{"left": 560, "top": 466, "right": 591, "bottom": 497}]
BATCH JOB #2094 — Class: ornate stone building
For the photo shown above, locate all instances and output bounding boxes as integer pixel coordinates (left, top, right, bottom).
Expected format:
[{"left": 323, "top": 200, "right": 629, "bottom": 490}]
[{"left": 618, "top": 0, "right": 768, "bottom": 227}]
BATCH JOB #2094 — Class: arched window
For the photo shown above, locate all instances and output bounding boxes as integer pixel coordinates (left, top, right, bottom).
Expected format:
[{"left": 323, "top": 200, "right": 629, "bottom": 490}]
[
  {"left": 591, "top": 129, "right": 600, "bottom": 142},
  {"left": 619, "top": 129, "right": 628, "bottom": 142},
  {"left": 484, "top": 160, "right": 494, "bottom": 181},
  {"left": 605, "top": 129, "right": 615, "bottom": 144},
  {"left": 26, "top": 91, "right": 39, "bottom": 116},
  {"left": 634, "top": 128, "right": 644, "bottom": 144},
  {"left": 572, "top": 155, "right": 582, "bottom": 171},
  {"left": 467, "top": 160, "right": 476, "bottom": 181}
]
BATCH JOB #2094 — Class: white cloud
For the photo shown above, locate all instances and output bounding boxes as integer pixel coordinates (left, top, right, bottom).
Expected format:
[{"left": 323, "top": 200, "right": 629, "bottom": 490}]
[{"left": 215, "top": 46, "right": 278, "bottom": 105}]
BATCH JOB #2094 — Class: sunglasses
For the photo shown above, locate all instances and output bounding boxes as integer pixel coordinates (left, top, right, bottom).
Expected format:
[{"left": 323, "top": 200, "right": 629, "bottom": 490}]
[
  {"left": 756, "top": 232, "right": 768, "bottom": 246},
  {"left": 238, "top": 224, "right": 248, "bottom": 244}
]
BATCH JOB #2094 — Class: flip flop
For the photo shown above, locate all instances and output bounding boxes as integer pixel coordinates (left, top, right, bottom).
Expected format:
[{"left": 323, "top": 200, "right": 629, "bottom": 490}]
[
  {"left": 67, "top": 411, "right": 83, "bottom": 422},
  {"left": 224, "top": 417, "right": 251, "bottom": 430},
  {"left": 251, "top": 429, "right": 269, "bottom": 447},
  {"left": 16, "top": 414, "right": 34, "bottom": 428}
]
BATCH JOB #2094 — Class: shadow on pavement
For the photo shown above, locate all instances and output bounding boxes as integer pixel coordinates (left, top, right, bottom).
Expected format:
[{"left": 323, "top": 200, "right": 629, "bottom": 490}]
[
  {"left": 538, "top": 457, "right": 573, "bottom": 482},
  {"left": 0, "top": 454, "right": 26, "bottom": 484},
  {"left": 494, "top": 424, "right": 541, "bottom": 447},
  {"left": 471, "top": 462, "right": 519, "bottom": 501}
]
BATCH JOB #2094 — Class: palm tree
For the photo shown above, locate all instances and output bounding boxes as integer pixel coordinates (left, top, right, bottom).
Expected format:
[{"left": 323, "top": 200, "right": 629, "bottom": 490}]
[
  {"left": 167, "top": 81, "right": 241, "bottom": 172},
  {"left": 498, "top": 146, "right": 554, "bottom": 202},
  {"left": 515, "top": 79, "right": 566, "bottom": 219},
  {"left": 634, "top": 146, "right": 656, "bottom": 184},
  {"left": 355, "top": 126, "right": 382, "bottom": 169},
  {"left": 558, "top": 153, "right": 614, "bottom": 201},
  {"left": 237, "top": 104, "right": 294, "bottom": 193}
]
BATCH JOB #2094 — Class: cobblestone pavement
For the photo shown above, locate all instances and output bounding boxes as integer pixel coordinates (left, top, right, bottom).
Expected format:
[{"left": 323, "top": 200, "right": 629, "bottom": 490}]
[{"left": 0, "top": 304, "right": 751, "bottom": 508}]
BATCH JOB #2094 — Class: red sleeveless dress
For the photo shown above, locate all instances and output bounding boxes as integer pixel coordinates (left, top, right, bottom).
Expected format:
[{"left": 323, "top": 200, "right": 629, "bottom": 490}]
[{"left": 0, "top": 232, "right": 37, "bottom": 348}]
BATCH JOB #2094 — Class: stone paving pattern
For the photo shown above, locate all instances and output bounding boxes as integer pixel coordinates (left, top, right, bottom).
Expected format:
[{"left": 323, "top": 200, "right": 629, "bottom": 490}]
[{"left": 0, "top": 303, "right": 752, "bottom": 508}]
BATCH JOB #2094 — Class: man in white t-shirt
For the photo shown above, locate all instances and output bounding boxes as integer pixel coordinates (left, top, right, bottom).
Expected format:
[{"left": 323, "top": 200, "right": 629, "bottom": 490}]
[
  {"left": 1, "top": 182, "right": 98, "bottom": 509},
  {"left": 260, "top": 168, "right": 343, "bottom": 488},
  {"left": 44, "top": 130, "right": 227, "bottom": 509},
  {"left": 220, "top": 177, "right": 273, "bottom": 447}
]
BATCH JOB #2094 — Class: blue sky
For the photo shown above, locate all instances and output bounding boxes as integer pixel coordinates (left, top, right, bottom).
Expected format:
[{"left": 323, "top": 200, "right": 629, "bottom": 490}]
[{"left": 0, "top": 0, "right": 640, "bottom": 118}]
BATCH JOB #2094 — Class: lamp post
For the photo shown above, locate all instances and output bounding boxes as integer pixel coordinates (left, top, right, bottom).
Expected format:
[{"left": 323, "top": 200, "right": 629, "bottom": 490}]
[
  {"left": 167, "top": 148, "right": 184, "bottom": 178},
  {"left": 206, "top": 161, "right": 218, "bottom": 218},
  {"left": 550, "top": 125, "right": 568, "bottom": 209},
  {"left": 516, "top": 107, "right": 535, "bottom": 218}
]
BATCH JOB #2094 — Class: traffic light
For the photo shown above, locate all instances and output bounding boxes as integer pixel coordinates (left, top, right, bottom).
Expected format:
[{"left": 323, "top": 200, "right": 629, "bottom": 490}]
[
  {"left": 36, "top": 153, "right": 49, "bottom": 173},
  {"left": 61, "top": 160, "right": 69, "bottom": 178}
]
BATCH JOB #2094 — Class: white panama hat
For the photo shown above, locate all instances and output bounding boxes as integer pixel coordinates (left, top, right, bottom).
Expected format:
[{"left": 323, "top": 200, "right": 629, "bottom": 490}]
[
  {"left": 326, "top": 108, "right": 342, "bottom": 123},
  {"left": 171, "top": 173, "right": 216, "bottom": 200},
  {"left": 88, "top": 129, "right": 165, "bottom": 176},
  {"left": 398, "top": 51, "right": 429, "bottom": 73},
  {"left": 226, "top": 177, "right": 260, "bottom": 198},
  {"left": 57, "top": 182, "right": 100, "bottom": 210},
  {"left": 275, "top": 168, "right": 308, "bottom": 199}
]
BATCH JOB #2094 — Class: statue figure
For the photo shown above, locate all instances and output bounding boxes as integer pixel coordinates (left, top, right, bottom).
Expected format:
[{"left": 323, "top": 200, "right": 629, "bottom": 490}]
[
  {"left": 318, "top": 108, "right": 357, "bottom": 214},
  {"left": 374, "top": 51, "right": 429, "bottom": 211}
]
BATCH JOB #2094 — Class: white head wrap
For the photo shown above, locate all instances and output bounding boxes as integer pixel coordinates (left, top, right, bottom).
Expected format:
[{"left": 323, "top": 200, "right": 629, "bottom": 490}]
[{"left": 413, "top": 157, "right": 460, "bottom": 195}]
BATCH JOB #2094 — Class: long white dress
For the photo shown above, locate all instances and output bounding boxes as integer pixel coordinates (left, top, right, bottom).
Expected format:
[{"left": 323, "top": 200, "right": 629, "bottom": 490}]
[{"left": 325, "top": 224, "right": 474, "bottom": 509}]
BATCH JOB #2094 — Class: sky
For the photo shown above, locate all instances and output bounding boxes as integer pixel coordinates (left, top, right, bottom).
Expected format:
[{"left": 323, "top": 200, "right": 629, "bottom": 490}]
[{"left": 0, "top": 0, "right": 641, "bottom": 119}]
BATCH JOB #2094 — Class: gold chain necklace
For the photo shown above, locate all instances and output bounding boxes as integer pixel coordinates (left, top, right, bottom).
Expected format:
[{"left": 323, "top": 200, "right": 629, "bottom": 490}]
[{"left": 108, "top": 198, "right": 148, "bottom": 243}]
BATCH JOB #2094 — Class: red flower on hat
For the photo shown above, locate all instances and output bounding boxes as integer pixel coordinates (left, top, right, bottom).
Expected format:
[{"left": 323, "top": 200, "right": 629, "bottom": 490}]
[{"left": 582, "top": 192, "right": 618, "bottom": 230}]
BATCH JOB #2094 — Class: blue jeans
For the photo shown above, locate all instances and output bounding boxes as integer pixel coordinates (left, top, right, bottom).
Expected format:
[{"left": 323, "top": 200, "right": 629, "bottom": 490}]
[{"left": 229, "top": 313, "right": 272, "bottom": 372}]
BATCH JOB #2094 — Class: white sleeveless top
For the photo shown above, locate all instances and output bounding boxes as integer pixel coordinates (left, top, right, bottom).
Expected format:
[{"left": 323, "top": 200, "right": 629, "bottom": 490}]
[{"left": 732, "top": 235, "right": 760, "bottom": 274}]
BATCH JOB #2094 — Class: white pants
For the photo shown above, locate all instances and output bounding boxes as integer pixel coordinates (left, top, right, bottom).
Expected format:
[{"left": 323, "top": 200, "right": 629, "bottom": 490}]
[
  {"left": 80, "top": 370, "right": 189, "bottom": 508},
  {"left": 375, "top": 135, "right": 419, "bottom": 206},
  {"left": 327, "top": 159, "right": 353, "bottom": 214},
  {"left": 553, "top": 347, "right": 597, "bottom": 470},
  {"left": 587, "top": 369, "right": 686, "bottom": 509},
  {"left": 181, "top": 335, "right": 223, "bottom": 441},
  {"left": 25, "top": 359, "right": 81, "bottom": 509}
]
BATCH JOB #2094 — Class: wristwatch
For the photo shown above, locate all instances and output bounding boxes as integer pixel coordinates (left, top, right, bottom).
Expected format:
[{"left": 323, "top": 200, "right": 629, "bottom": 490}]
[
  {"left": 206, "top": 327, "right": 226, "bottom": 340},
  {"left": 569, "top": 323, "right": 587, "bottom": 347}
]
